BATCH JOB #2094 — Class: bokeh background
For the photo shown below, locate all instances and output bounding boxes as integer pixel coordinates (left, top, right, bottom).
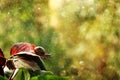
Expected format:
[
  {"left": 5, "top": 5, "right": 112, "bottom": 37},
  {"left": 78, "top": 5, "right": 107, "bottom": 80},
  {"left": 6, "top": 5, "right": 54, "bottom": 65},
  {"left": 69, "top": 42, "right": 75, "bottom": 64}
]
[{"left": 0, "top": 0, "right": 120, "bottom": 80}]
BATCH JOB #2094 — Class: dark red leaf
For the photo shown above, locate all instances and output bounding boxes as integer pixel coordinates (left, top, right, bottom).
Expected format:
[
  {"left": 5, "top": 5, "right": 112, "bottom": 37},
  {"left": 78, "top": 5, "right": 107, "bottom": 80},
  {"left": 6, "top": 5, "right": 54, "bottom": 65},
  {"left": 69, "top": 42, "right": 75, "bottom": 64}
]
[
  {"left": 0, "top": 66, "right": 4, "bottom": 76},
  {"left": 0, "top": 49, "right": 6, "bottom": 66},
  {"left": 0, "top": 49, "right": 6, "bottom": 77},
  {"left": 0, "top": 57, "right": 6, "bottom": 66},
  {"left": 10, "top": 42, "right": 35, "bottom": 57},
  {"left": 10, "top": 42, "right": 51, "bottom": 59},
  {"left": 0, "top": 48, "right": 4, "bottom": 58}
]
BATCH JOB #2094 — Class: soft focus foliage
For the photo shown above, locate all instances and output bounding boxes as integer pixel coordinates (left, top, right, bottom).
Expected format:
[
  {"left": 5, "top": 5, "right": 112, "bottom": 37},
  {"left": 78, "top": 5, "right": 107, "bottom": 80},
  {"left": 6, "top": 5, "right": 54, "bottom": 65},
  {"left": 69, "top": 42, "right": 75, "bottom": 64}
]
[
  {"left": 13, "top": 68, "right": 30, "bottom": 80},
  {"left": 0, "top": 75, "right": 7, "bottom": 80},
  {"left": 0, "top": 0, "right": 120, "bottom": 80},
  {"left": 30, "top": 75, "right": 69, "bottom": 80},
  {"left": 12, "top": 68, "right": 68, "bottom": 80}
]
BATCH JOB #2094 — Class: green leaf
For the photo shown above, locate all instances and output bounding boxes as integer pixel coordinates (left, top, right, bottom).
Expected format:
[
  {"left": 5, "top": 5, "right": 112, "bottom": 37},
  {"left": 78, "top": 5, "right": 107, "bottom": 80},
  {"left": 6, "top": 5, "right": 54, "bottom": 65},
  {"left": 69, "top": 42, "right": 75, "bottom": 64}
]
[
  {"left": 13, "top": 68, "right": 30, "bottom": 80},
  {"left": 0, "top": 75, "right": 7, "bottom": 80},
  {"left": 30, "top": 75, "right": 69, "bottom": 80}
]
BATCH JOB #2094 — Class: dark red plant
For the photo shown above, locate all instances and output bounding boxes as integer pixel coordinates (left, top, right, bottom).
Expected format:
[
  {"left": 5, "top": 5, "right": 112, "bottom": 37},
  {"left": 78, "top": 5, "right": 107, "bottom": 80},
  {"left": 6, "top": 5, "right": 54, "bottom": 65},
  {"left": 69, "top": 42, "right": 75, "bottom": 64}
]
[
  {"left": 0, "top": 48, "right": 6, "bottom": 76},
  {"left": 6, "top": 42, "right": 51, "bottom": 80},
  {"left": 10, "top": 42, "right": 50, "bottom": 59}
]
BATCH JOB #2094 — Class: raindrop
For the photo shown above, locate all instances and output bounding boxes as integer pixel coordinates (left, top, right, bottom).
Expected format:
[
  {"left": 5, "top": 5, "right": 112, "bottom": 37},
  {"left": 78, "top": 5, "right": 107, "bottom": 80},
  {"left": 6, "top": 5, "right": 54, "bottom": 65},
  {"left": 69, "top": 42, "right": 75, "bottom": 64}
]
[
  {"left": 82, "top": 6, "right": 85, "bottom": 9},
  {"left": 19, "top": 7, "right": 22, "bottom": 10},
  {"left": 8, "top": 12, "right": 10, "bottom": 15},
  {"left": 79, "top": 61, "right": 84, "bottom": 65},
  {"left": 38, "top": 7, "right": 41, "bottom": 10},
  {"left": 61, "top": 12, "right": 66, "bottom": 17}
]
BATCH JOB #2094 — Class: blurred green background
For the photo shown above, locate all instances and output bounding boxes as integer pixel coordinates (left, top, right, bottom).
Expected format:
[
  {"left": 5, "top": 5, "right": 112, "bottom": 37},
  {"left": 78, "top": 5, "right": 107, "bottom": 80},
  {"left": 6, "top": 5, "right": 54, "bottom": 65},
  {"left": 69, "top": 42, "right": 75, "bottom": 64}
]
[{"left": 0, "top": 0, "right": 120, "bottom": 80}]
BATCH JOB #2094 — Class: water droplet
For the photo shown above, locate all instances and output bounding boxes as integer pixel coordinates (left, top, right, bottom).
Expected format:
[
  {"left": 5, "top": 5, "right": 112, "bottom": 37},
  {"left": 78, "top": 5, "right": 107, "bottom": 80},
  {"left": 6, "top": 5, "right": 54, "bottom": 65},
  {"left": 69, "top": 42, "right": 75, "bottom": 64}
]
[
  {"left": 8, "top": 12, "right": 10, "bottom": 15},
  {"left": 38, "top": 7, "right": 41, "bottom": 10},
  {"left": 79, "top": 61, "right": 84, "bottom": 64},
  {"left": 82, "top": 6, "right": 85, "bottom": 9}
]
